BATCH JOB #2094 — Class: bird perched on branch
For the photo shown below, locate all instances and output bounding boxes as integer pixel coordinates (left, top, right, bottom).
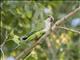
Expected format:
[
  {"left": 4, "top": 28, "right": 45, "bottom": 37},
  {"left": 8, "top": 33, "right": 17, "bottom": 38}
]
[{"left": 20, "top": 16, "right": 54, "bottom": 42}]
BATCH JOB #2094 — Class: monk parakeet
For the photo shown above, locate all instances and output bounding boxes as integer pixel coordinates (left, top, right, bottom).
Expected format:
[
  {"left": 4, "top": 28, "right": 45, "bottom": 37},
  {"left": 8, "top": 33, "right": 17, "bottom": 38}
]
[{"left": 20, "top": 16, "right": 54, "bottom": 42}]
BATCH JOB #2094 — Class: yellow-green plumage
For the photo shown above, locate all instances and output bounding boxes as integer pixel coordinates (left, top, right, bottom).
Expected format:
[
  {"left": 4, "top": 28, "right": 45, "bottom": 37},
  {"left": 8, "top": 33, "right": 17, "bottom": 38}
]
[{"left": 26, "top": 30, "right": 45, "bottom": 41}]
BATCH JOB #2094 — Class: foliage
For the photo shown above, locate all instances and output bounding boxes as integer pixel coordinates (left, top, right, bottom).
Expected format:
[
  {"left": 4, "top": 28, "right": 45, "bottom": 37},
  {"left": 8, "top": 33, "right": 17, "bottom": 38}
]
[{"left": 0, "top": 1, "right": 80, "bottom": 60}]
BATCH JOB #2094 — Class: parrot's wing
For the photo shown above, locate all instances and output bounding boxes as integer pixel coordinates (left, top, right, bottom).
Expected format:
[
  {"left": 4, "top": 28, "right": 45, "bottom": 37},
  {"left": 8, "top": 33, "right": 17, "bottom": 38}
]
[
  {"left": 26, "top": 30, "right": 45, "bottom": 41},
  {"left": 20, "top": 31, "right": 37, "bottom": 40}
]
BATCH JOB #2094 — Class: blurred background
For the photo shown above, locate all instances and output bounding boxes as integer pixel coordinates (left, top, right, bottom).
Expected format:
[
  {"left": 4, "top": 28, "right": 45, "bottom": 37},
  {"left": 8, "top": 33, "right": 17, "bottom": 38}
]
[{"left": 0, "top": 1, "right": 80, "bottom": 60}]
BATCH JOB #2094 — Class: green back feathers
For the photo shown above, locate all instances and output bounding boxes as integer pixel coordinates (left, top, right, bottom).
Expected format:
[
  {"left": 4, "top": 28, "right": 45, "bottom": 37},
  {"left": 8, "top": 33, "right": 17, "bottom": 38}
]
[
  {"left": 26, "top": 30, "right": 45, "bottom": 41},
  {"left": 20, "top": 30, "right": 45, "bottom": 41}
]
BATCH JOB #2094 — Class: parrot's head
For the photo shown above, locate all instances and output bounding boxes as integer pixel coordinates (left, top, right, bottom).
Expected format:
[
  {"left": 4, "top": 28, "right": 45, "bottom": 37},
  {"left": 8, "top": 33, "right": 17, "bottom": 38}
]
[{"left": 44, "top": 16, "right": 54, "bottom": 32}]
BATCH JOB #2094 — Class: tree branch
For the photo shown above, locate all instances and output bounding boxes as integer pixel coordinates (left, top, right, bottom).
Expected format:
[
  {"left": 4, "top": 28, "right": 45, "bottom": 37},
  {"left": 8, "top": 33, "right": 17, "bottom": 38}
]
[
  {"left": 58, "top": 27, "right": 80, "bottom": 34},
  {"left": 15, "top": 6, "right": 80, "bottom": 60},
  {"left": 52, "top": 6, "right": 80, "bottom": 31}
]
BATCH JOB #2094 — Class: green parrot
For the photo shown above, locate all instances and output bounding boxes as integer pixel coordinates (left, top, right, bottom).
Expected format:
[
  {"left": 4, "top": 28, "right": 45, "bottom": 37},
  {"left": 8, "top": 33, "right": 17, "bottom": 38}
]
[
  {"left": 14, "top": 16, "right": 54, "bottom": 59},
  {"left": 20, "top": 16, "right": 54, "bottom": 42}
]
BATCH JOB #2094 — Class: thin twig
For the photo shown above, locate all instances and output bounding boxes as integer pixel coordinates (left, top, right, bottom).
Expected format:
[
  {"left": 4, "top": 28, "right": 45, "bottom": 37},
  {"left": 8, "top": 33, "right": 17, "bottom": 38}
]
[
  {"left": 0, "top": 48, "right": 5, "bottom": 60},
  {"left": 58, "top": 27, "right": 80, "bottom": 34},
  {"left": 0, "top": 31, "right": 8, "bottom": 48},
  {"left": 0, "top": 31, "right": 8, "bottom": 60},
  {"left": 45, "top": 38, "right": 57, "bottom": 60}
]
